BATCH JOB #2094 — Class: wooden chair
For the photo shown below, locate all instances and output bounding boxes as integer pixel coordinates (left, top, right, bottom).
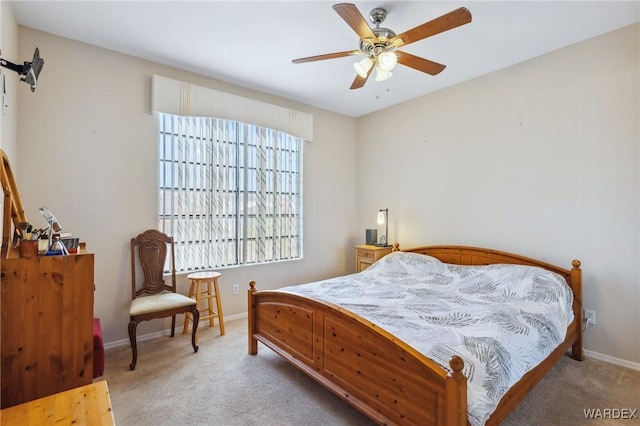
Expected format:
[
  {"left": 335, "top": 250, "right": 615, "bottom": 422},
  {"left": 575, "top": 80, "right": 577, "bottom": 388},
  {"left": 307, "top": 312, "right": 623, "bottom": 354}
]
[
  {"left": 128, "top": 229, "right": 199, "bottom": 370},
  {"left": 1, "top": 149, "right": 28, "bottom": 258}
]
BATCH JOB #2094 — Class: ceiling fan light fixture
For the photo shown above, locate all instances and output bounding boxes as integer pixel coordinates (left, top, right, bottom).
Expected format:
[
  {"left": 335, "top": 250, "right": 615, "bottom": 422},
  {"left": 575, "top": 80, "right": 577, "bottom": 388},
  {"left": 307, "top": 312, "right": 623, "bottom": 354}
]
[
  {"left": 291, "top": 4, "right": 472, "bottom": 90},
  {"left": 377, "top": 51, "right": 397, "bottom": 72},
  {"left": 354, "top": 56, "right": 373, "bottom": 78},
  {"left": 375, "top": 66, "right": 392, "bottom": 82}
]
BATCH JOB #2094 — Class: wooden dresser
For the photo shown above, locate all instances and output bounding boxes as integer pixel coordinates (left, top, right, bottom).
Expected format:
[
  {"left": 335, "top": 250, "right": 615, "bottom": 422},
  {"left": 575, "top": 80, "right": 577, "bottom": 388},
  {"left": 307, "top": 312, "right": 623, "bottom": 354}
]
[
  {"left": 355, "top": 244, "right": 393, "bottom": 272},
  {"left": 0, "top": 250, "right": 95, "bottom": 408}
]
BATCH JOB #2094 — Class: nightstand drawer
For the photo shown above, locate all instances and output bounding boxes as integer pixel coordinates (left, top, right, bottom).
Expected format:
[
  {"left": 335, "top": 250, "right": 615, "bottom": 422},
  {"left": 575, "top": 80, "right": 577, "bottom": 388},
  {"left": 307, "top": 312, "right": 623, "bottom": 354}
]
[
  {"left": 356, "top": 249, "right": 375, "bottom": 259},
  {"left": 354, "top": 245, "right": 393, "bottom": 272}
]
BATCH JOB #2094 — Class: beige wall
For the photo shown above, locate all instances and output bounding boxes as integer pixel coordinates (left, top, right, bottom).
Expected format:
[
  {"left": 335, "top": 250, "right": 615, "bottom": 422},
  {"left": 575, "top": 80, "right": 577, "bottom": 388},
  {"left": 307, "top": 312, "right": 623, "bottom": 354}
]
[
  {"left": 357, "top": 24, "right": 639, "bottom": 364},
  {"left": 0, "top": 0, "right": 19, "bottom": 249},
  {"left": 16, "top": 26, "right": 357, "bottom": 344},
  {"left": 1, "top": 1, "right": 18, "bottom": 159},
  {"left": 9, "top": 18, "right": 639, "bottom": 365}
]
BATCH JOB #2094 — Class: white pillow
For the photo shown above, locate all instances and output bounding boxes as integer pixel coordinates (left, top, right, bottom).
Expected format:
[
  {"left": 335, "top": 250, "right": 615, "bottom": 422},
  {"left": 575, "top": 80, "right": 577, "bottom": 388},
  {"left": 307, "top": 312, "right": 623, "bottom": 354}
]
[{"left": 366, "top": 251, "right": 443, "bottom": 275}]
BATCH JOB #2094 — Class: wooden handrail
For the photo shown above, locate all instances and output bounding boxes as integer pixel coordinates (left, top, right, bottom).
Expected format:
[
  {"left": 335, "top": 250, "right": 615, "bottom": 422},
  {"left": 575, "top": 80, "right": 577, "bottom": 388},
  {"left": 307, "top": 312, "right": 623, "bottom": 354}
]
[{"left": 1, "top": 149, "right": 28, "bottom": 258}]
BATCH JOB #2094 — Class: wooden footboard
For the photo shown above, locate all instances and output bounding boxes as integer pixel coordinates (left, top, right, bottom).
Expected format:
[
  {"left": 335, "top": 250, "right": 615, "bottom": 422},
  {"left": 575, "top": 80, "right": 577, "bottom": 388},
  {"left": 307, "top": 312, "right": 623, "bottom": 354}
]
[
  {"left": 248, "top": 245, "right": 583, "bottom": 426},
  {"left": 248, "top": 282, "right": 467, "bottom": 426}
]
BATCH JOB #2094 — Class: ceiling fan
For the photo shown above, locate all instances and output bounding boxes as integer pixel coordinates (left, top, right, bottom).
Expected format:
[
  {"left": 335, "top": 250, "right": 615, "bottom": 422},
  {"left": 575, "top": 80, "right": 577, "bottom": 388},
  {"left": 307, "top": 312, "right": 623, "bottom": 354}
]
[{"left": 292, "top": 3, "right": 472, "bottom": 90}]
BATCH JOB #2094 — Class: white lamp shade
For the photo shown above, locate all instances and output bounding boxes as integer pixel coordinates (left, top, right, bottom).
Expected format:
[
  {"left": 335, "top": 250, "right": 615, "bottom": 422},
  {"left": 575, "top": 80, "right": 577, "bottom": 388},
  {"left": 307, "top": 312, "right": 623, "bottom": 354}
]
[
  {"left": 354, "top": 57, "right": 373, "bottom": 78},
  {"left": 377, "top": 211, "right": 386, "bottom": 225},
  {"left": 375, "top": 67, "right": 393, "bottom": 82},
  {"left": 377, "top": 51, "right": 397, "bottom": 72}
]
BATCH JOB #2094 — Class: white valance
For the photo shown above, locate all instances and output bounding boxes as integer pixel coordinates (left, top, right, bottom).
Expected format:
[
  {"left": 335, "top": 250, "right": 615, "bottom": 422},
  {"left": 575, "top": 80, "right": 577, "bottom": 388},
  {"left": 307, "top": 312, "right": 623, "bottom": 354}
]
[{"left": 151, "top": 75, "right": 313, "bottom": 141}]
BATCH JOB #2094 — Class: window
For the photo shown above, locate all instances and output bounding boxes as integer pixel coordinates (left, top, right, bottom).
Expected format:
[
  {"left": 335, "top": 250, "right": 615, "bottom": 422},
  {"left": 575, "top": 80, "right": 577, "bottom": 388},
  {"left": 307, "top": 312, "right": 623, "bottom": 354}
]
[{"left": 158, "top": 113, "right": 303, "bottom": 272}]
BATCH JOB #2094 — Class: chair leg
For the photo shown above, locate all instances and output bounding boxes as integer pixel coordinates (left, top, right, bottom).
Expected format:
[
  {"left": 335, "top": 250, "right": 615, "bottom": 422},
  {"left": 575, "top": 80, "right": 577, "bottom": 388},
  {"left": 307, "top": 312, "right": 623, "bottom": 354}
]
[
  {"left": 170, "top": 315, "right": 176, "bottom": 337},
  {"left": 183, "top": 280, "right": 195, "bottom": 335},
  {"left": 191, "top": 307, "right": 199, "bottom": 353},
  {"left": 128, "top": 320, "right": 138, "bottom": 370}
]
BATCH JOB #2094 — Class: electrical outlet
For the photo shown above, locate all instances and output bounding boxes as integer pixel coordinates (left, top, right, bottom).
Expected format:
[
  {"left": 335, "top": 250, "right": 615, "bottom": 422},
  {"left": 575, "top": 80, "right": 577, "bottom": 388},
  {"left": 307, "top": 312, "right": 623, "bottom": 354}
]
[
  {"left": 584, "top": 309, "right": 596, "bottom": 326},
  {"left": 232, "top": 284, "right": 239, "bottom": 295}
]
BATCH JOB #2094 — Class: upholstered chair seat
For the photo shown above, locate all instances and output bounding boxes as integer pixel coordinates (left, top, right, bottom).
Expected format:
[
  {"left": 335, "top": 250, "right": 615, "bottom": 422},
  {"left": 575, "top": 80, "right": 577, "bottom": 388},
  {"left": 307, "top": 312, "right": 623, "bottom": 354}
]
[{"left": 130, "top": 292, "right": 196, "bottom": 316}]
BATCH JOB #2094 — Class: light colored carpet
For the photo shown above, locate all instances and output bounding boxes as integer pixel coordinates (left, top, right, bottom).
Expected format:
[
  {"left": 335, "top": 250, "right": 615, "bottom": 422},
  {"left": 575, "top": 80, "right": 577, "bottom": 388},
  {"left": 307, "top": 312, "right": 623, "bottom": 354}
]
[{"left": 101, "top": 318, "right": 639, "bottom": 425}]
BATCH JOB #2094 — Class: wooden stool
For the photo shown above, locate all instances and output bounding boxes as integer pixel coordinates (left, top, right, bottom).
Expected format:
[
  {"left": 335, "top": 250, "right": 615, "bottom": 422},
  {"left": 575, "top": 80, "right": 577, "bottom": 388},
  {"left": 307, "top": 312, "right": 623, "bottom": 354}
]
[{"left": 183, "top": 271, "right": 225, "bottom": 338}]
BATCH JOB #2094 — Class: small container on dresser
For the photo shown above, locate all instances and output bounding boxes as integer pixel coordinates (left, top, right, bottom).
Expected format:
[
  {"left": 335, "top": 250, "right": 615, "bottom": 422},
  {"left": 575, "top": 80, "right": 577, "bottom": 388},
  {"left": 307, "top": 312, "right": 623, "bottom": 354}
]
[{"left": 355, "top": 244, "right": 393, "bottom": 272}]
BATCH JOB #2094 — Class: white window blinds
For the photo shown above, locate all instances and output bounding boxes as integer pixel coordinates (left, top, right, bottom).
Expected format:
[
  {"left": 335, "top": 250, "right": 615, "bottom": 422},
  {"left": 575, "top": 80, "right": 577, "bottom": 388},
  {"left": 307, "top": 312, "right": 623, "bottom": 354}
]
[{"left": 158, "top": 113, "right": 303, "bottom": 272}]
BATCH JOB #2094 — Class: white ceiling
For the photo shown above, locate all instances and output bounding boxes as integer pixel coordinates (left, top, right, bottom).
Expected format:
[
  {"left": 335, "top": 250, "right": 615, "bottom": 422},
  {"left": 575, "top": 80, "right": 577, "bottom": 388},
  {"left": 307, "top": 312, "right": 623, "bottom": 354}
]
[{"left": 10, "top": 1, "right": 640, "bottom": 117}]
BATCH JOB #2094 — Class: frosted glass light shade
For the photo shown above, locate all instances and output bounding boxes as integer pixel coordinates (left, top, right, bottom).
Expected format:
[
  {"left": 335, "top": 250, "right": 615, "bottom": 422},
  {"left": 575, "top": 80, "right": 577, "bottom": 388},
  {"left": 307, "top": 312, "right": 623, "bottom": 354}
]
[
  {"left": 377, "top": 51, "right": 397, "bottom": 72},
  {"left": 375, "top": 67, "right": 393, "bottom": 82},
  {"left": 377, "top": 211, "right": 386, "bottom": 225},
  {"left": 354, "top": 57, "right": 373, "bottom": 78}
]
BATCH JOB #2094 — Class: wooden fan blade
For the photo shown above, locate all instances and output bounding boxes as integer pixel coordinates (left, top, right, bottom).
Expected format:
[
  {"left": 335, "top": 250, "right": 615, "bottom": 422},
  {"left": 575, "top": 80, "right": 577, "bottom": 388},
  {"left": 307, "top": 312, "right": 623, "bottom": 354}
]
[
  {"left": 350, "top": 66, "right": 373, "bottom": 90},
  {"left": 333, "top": 3, "right": 378, "bottom": 42},
  {"left": 391, "top": 7, "right": 472, "bottom": 48},
  {"left": 292, "top": 51, "right": 360, "bottom": 64},
  {"left": 397, "top": 51, "right": 446, "bottom": 76}
]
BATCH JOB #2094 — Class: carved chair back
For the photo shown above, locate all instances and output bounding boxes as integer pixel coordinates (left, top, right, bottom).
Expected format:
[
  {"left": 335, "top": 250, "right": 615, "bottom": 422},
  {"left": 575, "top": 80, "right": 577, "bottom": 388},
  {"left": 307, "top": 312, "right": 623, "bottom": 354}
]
[{"left": 130, "top": 229, "right": 177, "bottom": 298}]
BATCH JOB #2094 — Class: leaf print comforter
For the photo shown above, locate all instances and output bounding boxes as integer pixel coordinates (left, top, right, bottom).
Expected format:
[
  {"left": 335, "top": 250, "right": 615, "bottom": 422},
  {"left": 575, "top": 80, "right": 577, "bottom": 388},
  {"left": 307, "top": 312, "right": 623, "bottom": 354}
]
[{"left": 279, "top": 251, "right": 574, "bottom": 426}]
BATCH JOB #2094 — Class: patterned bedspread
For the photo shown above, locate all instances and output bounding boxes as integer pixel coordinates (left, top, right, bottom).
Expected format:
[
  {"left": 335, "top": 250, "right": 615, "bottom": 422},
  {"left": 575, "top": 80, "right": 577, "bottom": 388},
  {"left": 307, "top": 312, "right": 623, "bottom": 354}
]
[{"left": 279, "top": 251, "right": 574, "bottom": 426}]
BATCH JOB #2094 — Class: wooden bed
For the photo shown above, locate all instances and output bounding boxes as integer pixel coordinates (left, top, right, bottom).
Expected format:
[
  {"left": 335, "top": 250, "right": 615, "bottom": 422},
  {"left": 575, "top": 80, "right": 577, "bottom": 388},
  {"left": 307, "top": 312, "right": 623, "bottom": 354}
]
[{"left": 247, "top": 245, "right": 583, "bottom": 426}]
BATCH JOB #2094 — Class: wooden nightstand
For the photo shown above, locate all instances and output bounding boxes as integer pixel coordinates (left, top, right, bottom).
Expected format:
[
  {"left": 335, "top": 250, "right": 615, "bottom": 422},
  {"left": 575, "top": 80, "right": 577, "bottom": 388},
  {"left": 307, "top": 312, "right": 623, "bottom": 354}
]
[{"left": 355, "top": 244, "right": 393, "bottom": 272}]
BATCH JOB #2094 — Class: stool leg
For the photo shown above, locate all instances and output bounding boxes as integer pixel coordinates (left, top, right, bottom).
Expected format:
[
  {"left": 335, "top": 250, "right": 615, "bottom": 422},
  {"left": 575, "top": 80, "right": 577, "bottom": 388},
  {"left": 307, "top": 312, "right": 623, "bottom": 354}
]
[
  {"left": 213, "top": 277, "right": 225, "bottom": 335},
  {"left": 206, "top": 280, "right": 215, "bottom": 328}
]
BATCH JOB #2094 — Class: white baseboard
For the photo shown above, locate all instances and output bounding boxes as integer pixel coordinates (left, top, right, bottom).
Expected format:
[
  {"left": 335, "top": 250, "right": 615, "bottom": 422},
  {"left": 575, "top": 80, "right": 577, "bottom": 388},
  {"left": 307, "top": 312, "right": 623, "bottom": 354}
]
[
  {"left": 103, "top": 312, "right": 248, "bottom": 350},
  {"left": 585, "top": 349, "right": 640, "bottom": 371}
]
